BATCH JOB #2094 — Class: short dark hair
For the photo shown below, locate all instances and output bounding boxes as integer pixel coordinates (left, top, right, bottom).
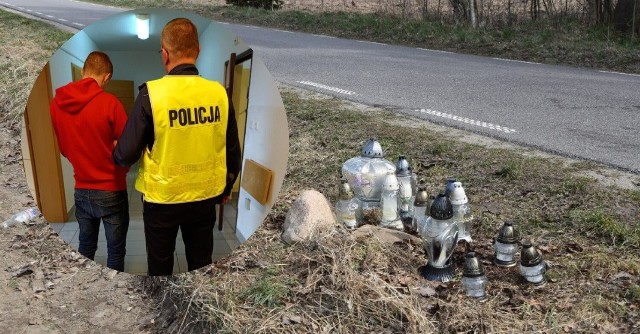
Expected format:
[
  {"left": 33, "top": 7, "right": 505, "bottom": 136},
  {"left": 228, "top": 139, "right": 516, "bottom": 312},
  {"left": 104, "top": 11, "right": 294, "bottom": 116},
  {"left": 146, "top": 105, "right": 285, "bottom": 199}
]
[
  {"left": 83, "top": 51, "right": 113, "bottom": 76},
  {"left": 161, "top": 18, "right": 199, "bottom": 59}
]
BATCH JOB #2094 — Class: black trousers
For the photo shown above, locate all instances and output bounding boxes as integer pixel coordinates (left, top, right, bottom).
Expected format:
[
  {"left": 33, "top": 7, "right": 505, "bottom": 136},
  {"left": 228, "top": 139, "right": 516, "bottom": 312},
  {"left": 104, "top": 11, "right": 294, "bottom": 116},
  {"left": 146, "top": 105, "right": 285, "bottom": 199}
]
[{"left": 143, "top": 197, "right": 216, "bottom": 276}]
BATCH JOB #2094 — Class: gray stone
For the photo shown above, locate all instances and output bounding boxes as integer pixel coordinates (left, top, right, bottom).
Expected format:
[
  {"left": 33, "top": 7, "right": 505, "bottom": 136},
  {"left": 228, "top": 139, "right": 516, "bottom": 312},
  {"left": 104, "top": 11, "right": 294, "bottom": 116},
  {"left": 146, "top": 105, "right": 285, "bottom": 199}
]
[
  {"left": 281, "top": 189, "right": 337, "bottom": 244},
  {"left": 351, "top": 225, "right": 422, "bottom": 246}
]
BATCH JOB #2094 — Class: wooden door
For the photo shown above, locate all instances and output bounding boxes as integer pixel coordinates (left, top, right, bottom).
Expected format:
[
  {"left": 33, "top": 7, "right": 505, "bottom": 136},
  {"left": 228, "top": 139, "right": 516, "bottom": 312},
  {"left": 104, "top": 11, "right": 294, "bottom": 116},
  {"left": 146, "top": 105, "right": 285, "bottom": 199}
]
[
  {"left": 224, "top": 50, "right": 253, "bottom": 194},
  {"left": 23, "top": 63, "right": 68, "bottom": 222}
]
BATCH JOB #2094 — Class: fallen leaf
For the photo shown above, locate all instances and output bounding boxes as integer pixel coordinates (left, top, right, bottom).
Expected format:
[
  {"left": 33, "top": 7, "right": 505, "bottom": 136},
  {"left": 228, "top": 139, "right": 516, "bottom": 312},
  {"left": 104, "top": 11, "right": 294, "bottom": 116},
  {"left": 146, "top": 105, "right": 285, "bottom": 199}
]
[
  {"left": 282, "top": 313, "right": 302, "bottom": 325},
  {"left": 31, "top": 279, "right": 46, "bottom": 293},
  {"left": 565, "top": 242, "right": 583, "bottom": 253},
  {"left": 416, "top": 286, "right": 437, "bottom": 297}
]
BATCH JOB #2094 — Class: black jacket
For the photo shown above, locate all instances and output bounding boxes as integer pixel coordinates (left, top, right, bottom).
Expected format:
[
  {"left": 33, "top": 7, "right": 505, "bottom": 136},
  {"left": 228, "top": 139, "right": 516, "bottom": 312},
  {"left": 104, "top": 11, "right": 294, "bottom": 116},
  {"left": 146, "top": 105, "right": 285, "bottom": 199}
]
[{"left": 112, "top": 64, "right": 242, "bottom": 199}]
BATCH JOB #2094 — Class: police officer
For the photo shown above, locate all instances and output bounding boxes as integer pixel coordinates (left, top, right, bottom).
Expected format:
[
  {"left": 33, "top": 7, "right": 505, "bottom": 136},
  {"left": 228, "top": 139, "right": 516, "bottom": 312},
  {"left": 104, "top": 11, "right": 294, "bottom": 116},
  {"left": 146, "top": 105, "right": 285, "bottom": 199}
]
[{"left": 113, "top": 18, "right": 242, "bottom": 276}]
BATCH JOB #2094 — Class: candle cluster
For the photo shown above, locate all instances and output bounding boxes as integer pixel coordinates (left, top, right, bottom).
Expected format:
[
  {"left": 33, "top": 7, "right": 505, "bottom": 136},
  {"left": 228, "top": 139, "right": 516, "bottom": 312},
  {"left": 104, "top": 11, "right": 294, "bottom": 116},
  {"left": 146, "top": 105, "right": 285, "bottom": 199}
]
[{"left": 335, "top": 138, "right": 547, "bottom": 298}]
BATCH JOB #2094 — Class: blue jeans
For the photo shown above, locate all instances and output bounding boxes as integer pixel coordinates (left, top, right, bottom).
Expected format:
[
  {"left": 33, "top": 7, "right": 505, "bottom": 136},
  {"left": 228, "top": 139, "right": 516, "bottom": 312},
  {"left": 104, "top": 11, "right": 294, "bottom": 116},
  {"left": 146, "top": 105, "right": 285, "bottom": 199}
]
[{"left": 74, "top": 189, "right": 129, "bottom": 272}]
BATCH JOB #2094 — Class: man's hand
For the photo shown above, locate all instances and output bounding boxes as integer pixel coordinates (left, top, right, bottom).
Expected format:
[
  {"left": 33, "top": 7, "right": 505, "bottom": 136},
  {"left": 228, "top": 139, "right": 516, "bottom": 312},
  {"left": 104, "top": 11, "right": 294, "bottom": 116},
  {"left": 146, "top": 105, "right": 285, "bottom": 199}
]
[{"left": 221, "top": 196, "right": 230, "bottom": 205}]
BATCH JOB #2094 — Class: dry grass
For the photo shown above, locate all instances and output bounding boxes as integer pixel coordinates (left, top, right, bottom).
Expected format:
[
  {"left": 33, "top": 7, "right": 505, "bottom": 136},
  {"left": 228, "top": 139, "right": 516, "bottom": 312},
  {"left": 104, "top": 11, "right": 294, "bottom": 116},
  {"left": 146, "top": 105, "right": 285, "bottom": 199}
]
[
  {"left": 1, "top": 6, "right": 638, "bottom": 333},
  {"left": 0, "top": 11, "right": 71, "bottom": 125},
  {"left": 140, "top": 88, "right": 640, "bottom": 333}
]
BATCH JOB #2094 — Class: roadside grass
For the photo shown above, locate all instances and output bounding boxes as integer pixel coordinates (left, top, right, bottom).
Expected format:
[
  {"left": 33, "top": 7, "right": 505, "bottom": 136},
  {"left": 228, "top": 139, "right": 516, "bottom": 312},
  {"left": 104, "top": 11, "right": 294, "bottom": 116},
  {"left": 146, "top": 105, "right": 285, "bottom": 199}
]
[
  {"left": 141, "top": 88, "right": 639, "bottom": 332},
  {"left": 2, "top": 6, "right": 639, "bottom": 333},
  {"left": 87, "top": 0, "right": 640, "bottom": 74},
  {"left": 0, "top": 10, "right": 72, "bottom": 125}
]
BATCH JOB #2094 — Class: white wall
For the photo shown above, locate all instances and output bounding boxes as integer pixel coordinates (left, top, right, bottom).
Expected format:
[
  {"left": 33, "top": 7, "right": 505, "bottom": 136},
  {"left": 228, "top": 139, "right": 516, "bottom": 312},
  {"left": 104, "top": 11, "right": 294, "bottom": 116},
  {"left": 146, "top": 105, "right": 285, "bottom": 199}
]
[
  {"left": 197, "top": 22, "right": 248, "bottom": 82},
  {"left": 235, "top": 58, "right": 289, "bottom": 243},
  {"left": 108, "top": 51, "right": 165, "bottom": 88}
]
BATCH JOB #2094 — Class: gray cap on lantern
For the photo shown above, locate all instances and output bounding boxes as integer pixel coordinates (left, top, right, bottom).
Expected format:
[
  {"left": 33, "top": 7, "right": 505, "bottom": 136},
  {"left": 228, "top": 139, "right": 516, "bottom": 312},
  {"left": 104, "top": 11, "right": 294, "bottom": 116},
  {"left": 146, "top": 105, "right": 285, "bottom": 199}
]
[
  {"left": 463, "top": 252, "right": 485, "bottom": 278},
  {"left": 445, "top": 177, "right": 457, "bottom": 196},
  {"left": 361, "top": 138, "right": 384, "bottom": 158},
  {"left": 414, "top": 186, "right": 429, "bottom": 206},
  {"left": 429, "top": 193, "right": 453, "bottom": 220},
  {"left": 520, "top": 240, "right": 543, "bottom": 267},
  {"left": 395, "top": 155, "right": 411, "bottom": 177},
  {"left": 497, "top": 221, "right": 519, "bottom": 244}
]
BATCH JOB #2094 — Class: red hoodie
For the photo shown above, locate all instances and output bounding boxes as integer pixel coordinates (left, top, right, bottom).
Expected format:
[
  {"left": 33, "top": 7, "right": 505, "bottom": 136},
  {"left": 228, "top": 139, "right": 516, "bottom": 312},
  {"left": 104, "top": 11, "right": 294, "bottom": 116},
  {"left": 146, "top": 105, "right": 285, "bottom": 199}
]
[{"left": 50, "top": 78, "right": 129, "bottom": 191}]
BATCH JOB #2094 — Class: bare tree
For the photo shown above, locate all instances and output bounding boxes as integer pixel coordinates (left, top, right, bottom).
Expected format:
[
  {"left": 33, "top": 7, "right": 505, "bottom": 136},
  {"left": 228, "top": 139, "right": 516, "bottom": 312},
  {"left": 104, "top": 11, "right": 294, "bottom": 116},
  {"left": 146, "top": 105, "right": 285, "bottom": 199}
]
[
  {"left": 614, "top": 0, "right": 640, "bottom": 36},
  {"left": 450, "top": 0, "right": 467, "bottom": 24},
  {"left": 422, "top": 0, "right": 429, "bottom": 19},
  {"left": 531, "top": 0, "right": 541, "bottom": 20},
  {"left": 468, "top": 0, "right": 478, "bottom": 27}
]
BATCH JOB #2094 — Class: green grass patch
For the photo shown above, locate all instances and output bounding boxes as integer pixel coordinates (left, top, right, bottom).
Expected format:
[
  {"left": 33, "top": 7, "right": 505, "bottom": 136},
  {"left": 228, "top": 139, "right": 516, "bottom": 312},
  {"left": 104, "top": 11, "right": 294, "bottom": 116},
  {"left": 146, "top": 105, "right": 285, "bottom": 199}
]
[
  {"left": 624, "top": 284, "right": 640, "bottom": 303},
  {"left": 496, "top": 160, "right": 522, "bottom": 180},
  {"left": 570, "top": 209, "right": 640, "bottom": 247},
  {"left": 0, "top": 10, "right": 72, "bottom": 124},
  {"left": 240, "top": 269, "right": 290, "bottom": 307}
]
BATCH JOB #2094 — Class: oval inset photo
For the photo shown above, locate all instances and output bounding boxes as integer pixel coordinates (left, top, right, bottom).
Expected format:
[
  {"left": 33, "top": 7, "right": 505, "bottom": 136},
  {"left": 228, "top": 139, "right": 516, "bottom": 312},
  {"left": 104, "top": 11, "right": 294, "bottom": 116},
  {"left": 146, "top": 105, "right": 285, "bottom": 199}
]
[{"left": 21, "top": 8, "right": 288, "bottom": 275}]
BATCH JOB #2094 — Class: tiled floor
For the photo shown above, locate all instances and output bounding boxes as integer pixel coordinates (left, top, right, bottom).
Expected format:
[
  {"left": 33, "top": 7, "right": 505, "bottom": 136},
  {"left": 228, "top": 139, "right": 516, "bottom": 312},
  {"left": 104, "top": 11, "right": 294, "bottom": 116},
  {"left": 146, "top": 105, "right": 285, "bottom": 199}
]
[{"left": 49, "top": 171, "right": 241, "bottom": 275}]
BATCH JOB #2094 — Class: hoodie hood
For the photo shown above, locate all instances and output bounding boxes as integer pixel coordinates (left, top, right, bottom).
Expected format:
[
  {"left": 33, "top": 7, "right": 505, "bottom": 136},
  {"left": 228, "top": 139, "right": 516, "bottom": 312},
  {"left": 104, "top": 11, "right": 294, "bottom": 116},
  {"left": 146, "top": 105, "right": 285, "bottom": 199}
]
[{"left": 53, "top": 78, "right": 103, "bottom": 114}]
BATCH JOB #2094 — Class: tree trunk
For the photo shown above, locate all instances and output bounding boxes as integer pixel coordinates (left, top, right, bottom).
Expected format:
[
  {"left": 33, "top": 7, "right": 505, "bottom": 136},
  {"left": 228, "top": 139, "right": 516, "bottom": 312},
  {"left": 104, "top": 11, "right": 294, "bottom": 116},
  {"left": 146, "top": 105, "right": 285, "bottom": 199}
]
[
  {"left": 469, "top": 0, "right": 477, "bottom": 28},
  {"left": 530, "top": 0, "right": 540, "bottom": 20},
  {"left": 603, "top": 0, "right": 613, "bottom": 23},
  {"left": 450, "top": 0, "right": 467, "bottom": 25},
  {"left": 422, "top": 0, "right": 429, "bottom": 19},
  {"left": 614, "top": 0, "right": 640, "bottom": 33}
]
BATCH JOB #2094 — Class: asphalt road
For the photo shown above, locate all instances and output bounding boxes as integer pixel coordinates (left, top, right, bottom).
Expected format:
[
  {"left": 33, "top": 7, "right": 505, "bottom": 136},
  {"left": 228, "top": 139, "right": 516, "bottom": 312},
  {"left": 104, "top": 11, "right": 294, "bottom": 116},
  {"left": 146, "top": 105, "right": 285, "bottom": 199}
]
[{"left": 2, "top": 0, "right": 639, "bottom": 174}]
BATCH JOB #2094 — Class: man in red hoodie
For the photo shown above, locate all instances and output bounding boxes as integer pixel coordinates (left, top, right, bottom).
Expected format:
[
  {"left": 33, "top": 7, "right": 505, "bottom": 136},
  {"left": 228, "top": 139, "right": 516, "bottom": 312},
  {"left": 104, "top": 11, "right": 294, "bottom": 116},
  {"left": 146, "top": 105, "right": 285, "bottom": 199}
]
[{"left": 50, "top": 51, "right": 130, "bottom": 272}]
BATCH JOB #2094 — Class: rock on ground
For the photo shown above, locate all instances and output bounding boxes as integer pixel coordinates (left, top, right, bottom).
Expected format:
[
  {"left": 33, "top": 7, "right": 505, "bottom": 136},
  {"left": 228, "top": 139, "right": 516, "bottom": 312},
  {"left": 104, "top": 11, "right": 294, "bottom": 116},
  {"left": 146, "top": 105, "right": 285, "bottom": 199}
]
[{"left": 281, "top": 189, "right": 337, "bottom": 244}]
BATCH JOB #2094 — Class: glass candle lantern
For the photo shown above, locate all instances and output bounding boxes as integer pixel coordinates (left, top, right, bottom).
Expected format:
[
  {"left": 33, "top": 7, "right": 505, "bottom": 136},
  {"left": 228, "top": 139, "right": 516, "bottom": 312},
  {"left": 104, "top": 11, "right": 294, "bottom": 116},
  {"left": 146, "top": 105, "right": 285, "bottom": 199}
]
[
  {"left": 380, "top": 171, "right": 403, "bottom": 230},
  {"left": 493, "top": 221, "right": 519, "bottom": 267},
  {"left": 519, "top": 240, "right": 547, "bottom": 286},
  {"left": 450, "top": 181, "right": 473, "bottom": 242},
  {"left": 342, "top": 138, "right": 395, "bottom": 225},
  {"left": 419, "top": 193, "right": 459, "bottom": 282},
  {"left": 395, "top": 155, "right": 417, "bottom": 231},
  {"left": 335, "top": 179, "right": 358, "bottom": 229},
  {"left": 412, "top": 186, "right": 429, "bottom": 235},
  {"left": 462, "top": 252, "right": 488, "bottom": 299},
  {"left": 342, "top": 138, "right": 396, "bottom": 201}
]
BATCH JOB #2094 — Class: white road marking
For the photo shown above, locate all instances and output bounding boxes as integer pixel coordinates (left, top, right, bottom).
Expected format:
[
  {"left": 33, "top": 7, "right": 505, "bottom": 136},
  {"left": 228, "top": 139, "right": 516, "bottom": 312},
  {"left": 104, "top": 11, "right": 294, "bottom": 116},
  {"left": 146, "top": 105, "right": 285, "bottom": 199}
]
[
  {"left": 492, "top": 57, "right": 541, "bottom": 65},
  {"left": 598, "top": 70, "right": 640, "bottom": 77},
  {"left": 35, "top": 12, "right": 42, "bottom": 15},
  {"left": 45, "top": 15, "right": 54, "bottom": 18},
  {"left": 311, "top": 34, "right": 336, "bottom": 38},
  {"left": 417, "top": 48, "right": 454, "bottom": 54},
  {"left": 72, "top": 22, "right": 84, "bottom": 27},
  {"left": 298, "top": 81, "right": 357, "bottom": 96},
  {"left": 58, "top": 18, "right": 67, "bottom": 22},
  {"left": 358, "top": 40, "right": 385, "bottom": 45},
  {"left": 417, "top": 108, "right": 517, "bottom": 133},
  {"left": 274, "top": 29, "right": 294, "bottom": 34}
]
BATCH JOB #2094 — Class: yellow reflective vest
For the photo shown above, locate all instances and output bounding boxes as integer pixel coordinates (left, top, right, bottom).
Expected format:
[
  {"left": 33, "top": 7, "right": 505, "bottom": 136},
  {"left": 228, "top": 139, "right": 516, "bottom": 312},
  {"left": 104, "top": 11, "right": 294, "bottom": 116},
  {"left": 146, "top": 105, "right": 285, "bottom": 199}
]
[{"left": 135, "top": 75, "right": 229, "bottom": 204}]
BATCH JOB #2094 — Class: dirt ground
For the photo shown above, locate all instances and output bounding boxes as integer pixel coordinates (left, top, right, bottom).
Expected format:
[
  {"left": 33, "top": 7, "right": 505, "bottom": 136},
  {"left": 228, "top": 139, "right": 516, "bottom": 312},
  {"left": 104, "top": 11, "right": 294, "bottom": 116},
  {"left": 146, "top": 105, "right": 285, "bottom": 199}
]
[
  {"left": 0, "top": 121, "right": 159, "bottom": 334},
  {"left": 1, "top": 85, "right": 639, "bottom": 333}
]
